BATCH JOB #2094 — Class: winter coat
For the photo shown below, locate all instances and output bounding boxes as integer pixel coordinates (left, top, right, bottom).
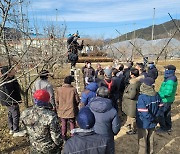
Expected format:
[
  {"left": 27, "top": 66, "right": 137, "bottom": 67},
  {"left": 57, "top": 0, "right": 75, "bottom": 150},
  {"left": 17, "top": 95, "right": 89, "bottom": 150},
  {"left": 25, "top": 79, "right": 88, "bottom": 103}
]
[
  {"left": 81, "top": 82, "right": 98, "bottom": 106},
  {"left": 123, "top": 68, "right": 131, "bottom": 87},
  {"left": 21, "top": 105, "right": 63, "bottom": 153},
  {"left": 56, "top": 84, "right": 80, "bottom": 118},
  {"left": 158, "top": 72, "right": 178, "bottom": 104},
  {"left": 89, "top": 97, "right": 121, "bottom": 138},
  {"left": 83, "top": 67, "right": 95, "bottom": 78},
  {"left": 0, "top": 77, "right": 21, "bottom": 106},
  {"left": 63, "top": 128, "right": 110, "bottom": 154},
  {"left": 67, "top": 36, "right": 83, "bottom": 54},
  {"left": 122, "top": 77, "right": 141, "bottom": 117},
  {"left": 89, "top": 97, "right": 121, "bottom": 154},
  {"left": 32, "top": 79, "right": 56, "bottom": 109},
  {"left": 95, "top": 69, "right": 104, "bottom": 78},
  {"left": 98, "top": 79, "right": 117, "bottom": 98},
  {"left": 136, "top": 83, "right": 164, "bottom": 129},
  {"left": 112, "top": 75, "right": 125, "bottom": 98}
]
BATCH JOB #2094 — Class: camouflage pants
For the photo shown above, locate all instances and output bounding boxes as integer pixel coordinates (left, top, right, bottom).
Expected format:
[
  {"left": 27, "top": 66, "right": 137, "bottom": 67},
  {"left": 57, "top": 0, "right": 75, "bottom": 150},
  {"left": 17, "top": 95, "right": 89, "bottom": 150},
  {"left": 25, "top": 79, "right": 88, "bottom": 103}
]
[{"left": 30, "top": 146, "right": 61, "bottom": 154}]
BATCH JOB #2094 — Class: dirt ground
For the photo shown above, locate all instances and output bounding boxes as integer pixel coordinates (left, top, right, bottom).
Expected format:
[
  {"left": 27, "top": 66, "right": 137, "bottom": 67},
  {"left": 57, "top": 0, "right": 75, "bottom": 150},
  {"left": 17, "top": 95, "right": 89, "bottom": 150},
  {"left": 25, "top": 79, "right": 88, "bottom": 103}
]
[{"left": 0, "top": 60, "right": 180, "bottom": 154}]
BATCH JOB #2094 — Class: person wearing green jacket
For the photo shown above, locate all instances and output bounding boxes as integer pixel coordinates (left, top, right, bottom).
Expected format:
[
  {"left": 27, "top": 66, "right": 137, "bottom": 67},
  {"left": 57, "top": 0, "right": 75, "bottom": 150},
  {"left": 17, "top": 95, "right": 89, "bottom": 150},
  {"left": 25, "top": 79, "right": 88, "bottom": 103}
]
[{"left": 157, "top": 65, "right": 178, "bottom": 132}]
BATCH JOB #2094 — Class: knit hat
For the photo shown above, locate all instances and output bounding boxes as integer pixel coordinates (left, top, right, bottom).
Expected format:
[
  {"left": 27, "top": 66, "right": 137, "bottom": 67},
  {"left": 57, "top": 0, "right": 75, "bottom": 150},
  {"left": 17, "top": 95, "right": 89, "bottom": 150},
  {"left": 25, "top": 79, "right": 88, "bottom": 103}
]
[
  {"left": 77, "top": 107, "right": 95, "bottom": 129},
  {"left": 104, "top": 68, "right": 112, "bottom": 78},
  {"left": 40, "top": 70, "right": 49, "bottom": 77},
  {"left": 141, "top": 77, "right": 155, "bottom": 86},
  {"left": 33, "top": 90, "right": 50, "bottom": 106}
]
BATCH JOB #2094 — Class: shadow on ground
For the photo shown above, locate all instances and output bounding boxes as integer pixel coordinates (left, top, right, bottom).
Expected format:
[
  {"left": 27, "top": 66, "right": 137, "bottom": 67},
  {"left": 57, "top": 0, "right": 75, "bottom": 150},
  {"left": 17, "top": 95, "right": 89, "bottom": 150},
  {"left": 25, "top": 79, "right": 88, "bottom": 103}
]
[{"left": 115, "top": 100, "right": 180, "bottom": 154}]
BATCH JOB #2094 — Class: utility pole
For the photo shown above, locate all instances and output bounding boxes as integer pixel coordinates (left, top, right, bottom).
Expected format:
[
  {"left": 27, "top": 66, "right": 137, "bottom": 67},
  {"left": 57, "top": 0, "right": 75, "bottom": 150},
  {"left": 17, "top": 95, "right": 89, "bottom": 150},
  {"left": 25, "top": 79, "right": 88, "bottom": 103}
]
[{"left": 152, "top": 8, "right": 155, "bottom": 41}]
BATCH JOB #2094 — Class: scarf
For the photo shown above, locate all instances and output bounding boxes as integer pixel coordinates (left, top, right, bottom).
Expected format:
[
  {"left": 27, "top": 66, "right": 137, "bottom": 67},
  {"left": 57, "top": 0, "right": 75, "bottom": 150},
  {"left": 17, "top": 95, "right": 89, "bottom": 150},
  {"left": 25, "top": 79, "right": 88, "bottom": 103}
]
[{"left": 164, "top": 70, "right": 175, "bottom": 79}]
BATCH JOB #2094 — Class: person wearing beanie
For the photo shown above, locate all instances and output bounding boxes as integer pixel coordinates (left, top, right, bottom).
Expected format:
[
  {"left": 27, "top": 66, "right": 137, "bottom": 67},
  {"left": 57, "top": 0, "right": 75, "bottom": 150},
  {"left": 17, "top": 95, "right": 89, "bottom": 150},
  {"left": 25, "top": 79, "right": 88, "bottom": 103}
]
[
  {"left": 32, "top": 69, "right": 56, "bottom": 111},
  {"left": 88, "top": 86, "right": 121, "bottom": 154},
  {"left": 20, "top": 89, "right": 63, "bottom": 153},
  {"left": 122, "top": 68, "right": 141, "bottom": 135},
  {"left": 80, "top": 76, "right": 98, "bottom": 108},
  {"left": 147, "top": 62, "right": 158, "bottom": 80},
  {"left": 0, "top": 66, "right": 22, "bottom": 137},
  {"left": 136, "top": 77, "right": 164, "bottom": 154},
  {"left": 56, "top": 75, "right": 80, "bottom": 140},
  {"left": 157, "top": 65, "right": 178, "bottom": 132},
  {"left": 64, "top": 107, "right": 110, "bottom": 154}
]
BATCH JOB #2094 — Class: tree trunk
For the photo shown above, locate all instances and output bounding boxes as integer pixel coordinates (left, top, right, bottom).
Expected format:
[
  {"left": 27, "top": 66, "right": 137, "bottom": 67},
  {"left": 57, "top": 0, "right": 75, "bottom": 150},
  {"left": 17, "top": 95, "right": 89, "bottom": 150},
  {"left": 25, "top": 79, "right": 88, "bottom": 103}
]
[{"left": 23, "top": 91, "right": 29, "bottom": 108}]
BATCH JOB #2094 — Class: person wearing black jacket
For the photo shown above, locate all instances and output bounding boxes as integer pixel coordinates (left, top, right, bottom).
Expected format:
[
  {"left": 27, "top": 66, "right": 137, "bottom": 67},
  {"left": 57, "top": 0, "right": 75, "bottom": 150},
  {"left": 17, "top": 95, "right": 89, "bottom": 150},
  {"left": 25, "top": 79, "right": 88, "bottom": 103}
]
[
  {"left": 64, "top": 107, "right": 110, "bottom": 154},
  {"left": 123, "top": 62, "right": 133, "bottom": 87},
  {"left": 147, "top": 62, "right": 158, "bottom": 80},
  {"left": 98, "top": 68, "right": 118, "bottom": 110},
  {"left": 67, "top": 33, "right": 84, "bottom": 68},
  {"left": 0, "top": 66, "right": 22, "bottom": 137},
  {"left": 112, "top": 68, "right": 125, "bottom": 113}
]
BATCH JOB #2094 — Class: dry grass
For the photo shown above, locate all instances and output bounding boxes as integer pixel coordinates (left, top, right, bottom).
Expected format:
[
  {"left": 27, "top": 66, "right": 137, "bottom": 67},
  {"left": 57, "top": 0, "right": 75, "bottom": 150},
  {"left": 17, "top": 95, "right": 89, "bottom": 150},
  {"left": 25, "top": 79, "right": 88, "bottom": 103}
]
[{"left": 0, "top": 59, "right": 180, "bottom": 154}]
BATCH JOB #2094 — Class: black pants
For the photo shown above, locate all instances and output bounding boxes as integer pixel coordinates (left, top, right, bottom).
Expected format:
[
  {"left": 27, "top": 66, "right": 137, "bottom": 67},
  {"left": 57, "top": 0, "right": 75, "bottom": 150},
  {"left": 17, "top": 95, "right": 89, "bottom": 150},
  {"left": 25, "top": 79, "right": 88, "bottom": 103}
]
[
  {"left": 159, "top": 103, "right": 172, "bottom": 130},
  {"left": 7, "top": 104, "right": 20, "bottom": 132}
]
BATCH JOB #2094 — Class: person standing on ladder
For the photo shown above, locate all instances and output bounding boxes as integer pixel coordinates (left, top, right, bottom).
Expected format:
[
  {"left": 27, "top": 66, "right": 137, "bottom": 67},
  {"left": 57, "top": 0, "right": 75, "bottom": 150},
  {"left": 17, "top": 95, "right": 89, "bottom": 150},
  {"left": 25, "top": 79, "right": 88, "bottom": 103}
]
[{"left": 67, "top": 32, "right": 84, "bottom": 69}]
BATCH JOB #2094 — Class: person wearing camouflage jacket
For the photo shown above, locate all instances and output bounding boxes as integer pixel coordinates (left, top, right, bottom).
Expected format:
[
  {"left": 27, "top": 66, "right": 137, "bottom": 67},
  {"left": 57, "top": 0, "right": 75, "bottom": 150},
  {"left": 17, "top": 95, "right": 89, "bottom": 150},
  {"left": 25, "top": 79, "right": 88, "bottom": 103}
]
[{"left": 21, "top": 90, "right": 63, "bottom": 154}]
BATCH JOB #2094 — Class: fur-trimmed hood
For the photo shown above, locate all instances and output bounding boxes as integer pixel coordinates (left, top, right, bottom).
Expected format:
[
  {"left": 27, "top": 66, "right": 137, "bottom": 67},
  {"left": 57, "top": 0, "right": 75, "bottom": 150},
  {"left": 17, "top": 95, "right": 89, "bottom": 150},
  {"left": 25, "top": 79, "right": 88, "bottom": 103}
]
[{"left": 129, "top": 75, "right": 144, "bottom": 84}]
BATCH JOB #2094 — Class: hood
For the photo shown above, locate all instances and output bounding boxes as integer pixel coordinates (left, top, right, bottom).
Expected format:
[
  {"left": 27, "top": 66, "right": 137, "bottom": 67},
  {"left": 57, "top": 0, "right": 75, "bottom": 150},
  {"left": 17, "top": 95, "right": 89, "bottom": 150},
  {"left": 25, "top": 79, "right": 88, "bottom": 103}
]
[
  {"left": 89, "top": 97, "right": 112, "bottom": 113},
  {"left": 164, "top": 70, "right": 175, "bottom": 80},
  {"left": 71, "top": 128, "right": 94, "bottom": 134},
  {"left": 129, "top": 76, "right": 143, "bottom": 84},
  {"left": 140, "top": 83, "right": 156, "bottom": 96},
  {"left": 86, "top": 82, "right": 98, "bottom": 92}
]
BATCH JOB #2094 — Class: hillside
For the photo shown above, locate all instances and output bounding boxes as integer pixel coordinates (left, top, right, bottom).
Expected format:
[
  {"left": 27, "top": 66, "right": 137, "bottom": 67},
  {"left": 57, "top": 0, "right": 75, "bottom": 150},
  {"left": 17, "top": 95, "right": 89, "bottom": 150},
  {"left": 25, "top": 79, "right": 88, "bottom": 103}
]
[{"left": 113, "top": 19, "right": 180, "bottom": 43}]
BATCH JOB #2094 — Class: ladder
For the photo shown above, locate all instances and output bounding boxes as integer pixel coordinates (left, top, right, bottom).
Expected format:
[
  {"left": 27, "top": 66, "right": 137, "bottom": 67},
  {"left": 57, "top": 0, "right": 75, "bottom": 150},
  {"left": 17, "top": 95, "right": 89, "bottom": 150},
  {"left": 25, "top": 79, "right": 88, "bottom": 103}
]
[{"left": 70, "top": 68, "right": 81, "bottom": 94}]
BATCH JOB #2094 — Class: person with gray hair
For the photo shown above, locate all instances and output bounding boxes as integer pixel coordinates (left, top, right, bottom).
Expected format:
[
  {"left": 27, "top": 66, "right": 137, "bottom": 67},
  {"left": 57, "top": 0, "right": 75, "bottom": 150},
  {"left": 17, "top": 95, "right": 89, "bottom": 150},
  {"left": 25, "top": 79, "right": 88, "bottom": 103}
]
[
  {"left": 32, "top": 70, "right": 56, "bottom": 111},
  {"left": 88, "top": 86, "right": 121, "bottom": 154}
]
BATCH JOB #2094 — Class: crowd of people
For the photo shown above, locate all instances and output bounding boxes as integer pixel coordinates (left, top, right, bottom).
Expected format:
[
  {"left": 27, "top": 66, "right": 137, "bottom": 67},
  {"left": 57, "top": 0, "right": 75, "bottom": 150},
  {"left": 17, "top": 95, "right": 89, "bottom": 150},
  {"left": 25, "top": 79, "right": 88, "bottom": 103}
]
[{"left": 0, "top": 60, "right": 178, "bottom": 154}]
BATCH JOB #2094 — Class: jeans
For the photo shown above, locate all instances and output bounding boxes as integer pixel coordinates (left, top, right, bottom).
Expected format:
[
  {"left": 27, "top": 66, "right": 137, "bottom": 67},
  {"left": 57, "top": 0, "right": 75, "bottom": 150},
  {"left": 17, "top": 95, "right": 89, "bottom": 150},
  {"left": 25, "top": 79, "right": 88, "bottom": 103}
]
[
  {"left": 7, "top": 104, "right": 20, "bottom": 132},
  {"left": 159, "top": 103, "right": 172, "bottom": 130}
]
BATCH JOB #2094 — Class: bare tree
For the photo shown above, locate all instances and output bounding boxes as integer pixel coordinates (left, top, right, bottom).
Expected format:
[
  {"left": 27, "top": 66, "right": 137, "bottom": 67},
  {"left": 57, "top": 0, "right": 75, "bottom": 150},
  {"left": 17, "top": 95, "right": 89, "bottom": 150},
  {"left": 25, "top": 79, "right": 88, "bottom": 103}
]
[{"left": 0, "top": 0, "right": 67, "bottom": 107}]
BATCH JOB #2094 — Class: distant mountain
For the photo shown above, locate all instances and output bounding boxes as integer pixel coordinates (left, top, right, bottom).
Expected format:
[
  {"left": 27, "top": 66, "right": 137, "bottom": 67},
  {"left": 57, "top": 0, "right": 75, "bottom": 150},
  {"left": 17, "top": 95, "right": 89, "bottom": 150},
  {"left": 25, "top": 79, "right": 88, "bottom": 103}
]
[{"left": 112, "top": 19, "right": 180, "bottom": 43}]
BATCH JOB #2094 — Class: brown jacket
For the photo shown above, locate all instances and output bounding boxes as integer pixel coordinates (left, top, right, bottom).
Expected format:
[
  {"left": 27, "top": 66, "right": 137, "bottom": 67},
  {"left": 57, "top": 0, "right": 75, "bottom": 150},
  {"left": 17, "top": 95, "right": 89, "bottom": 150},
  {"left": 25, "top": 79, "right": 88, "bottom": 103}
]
[{"left": 56, "top": 84, "right": 80, "bottom": 118}]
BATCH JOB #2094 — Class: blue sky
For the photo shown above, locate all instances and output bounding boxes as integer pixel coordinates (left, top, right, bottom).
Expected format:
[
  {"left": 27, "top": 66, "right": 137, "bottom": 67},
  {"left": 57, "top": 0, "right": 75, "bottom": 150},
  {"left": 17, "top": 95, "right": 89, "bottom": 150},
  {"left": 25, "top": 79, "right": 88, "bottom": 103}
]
[{"left": 28, "top": 0, "right": 180, "bottom": 39}]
